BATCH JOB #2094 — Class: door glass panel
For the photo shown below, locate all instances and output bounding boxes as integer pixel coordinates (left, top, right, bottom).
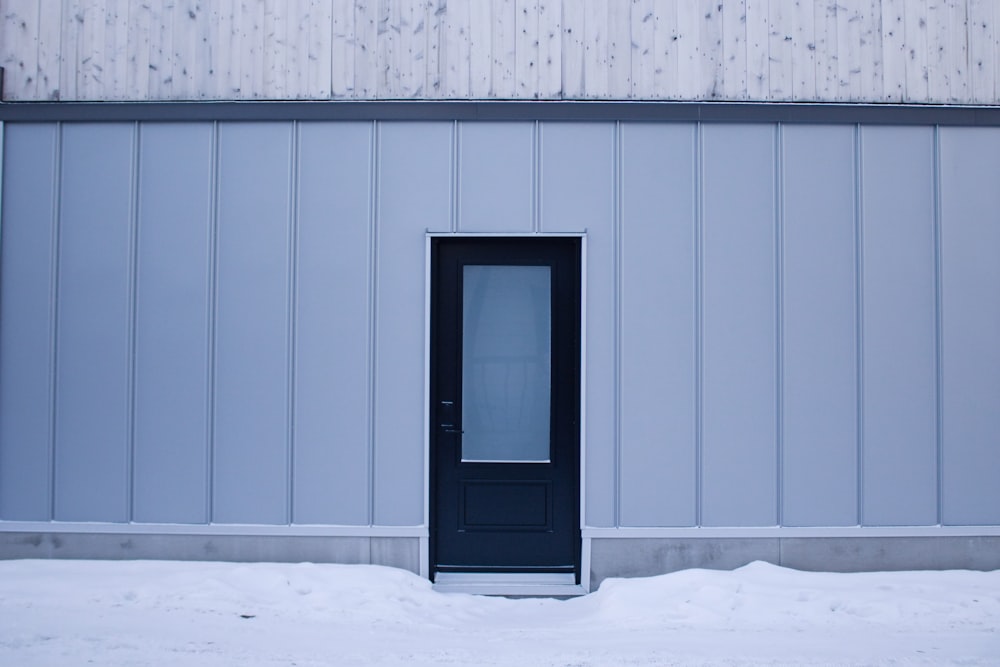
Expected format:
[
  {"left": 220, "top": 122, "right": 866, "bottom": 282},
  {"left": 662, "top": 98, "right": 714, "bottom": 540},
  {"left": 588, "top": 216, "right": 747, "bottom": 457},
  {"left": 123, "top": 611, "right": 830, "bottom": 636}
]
[{"left": 462, "top": 265, "right": 551, "bottom": 462}]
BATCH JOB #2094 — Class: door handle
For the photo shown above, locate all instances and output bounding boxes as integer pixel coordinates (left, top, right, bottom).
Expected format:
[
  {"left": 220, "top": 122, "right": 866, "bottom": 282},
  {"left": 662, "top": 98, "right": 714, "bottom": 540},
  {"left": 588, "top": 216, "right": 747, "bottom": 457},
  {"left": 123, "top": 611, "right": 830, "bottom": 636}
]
[{"left": 439, "top": 400, "right": 462, "bottom": 434}]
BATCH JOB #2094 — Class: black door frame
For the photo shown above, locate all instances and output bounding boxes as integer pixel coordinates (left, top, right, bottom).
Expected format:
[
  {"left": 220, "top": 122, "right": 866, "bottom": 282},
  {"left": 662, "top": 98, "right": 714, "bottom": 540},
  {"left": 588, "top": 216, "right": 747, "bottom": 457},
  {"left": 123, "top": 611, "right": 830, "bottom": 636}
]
[{"left": 424, "top": 233, "right": 585, "bottom": 583}]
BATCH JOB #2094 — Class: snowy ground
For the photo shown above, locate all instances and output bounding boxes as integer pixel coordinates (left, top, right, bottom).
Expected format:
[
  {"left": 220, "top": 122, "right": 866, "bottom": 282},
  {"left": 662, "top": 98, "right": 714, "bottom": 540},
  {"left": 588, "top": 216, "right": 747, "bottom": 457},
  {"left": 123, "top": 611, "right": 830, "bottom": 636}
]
[{"left": 1, "top": 559, "right": 998, "bottom": 666}]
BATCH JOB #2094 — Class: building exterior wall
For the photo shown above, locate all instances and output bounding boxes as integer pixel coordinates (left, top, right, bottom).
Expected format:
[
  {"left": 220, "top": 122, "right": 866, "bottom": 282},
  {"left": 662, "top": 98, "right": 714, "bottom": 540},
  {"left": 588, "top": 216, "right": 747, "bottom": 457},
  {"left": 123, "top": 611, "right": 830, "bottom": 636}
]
[
  {"left": 2, "top": 116, "right": 999, "bottom": 548},
  {"left": 2, "top": 0, "right": 1000, "bottom": 104}
]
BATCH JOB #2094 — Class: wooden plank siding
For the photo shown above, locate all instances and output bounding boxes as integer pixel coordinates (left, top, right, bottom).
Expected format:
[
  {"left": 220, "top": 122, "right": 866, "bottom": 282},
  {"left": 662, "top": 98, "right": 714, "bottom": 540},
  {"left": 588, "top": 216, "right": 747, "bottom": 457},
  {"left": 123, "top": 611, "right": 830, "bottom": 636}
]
[{"left": 1, "top": 0, "right": 998, "bottom": 103}]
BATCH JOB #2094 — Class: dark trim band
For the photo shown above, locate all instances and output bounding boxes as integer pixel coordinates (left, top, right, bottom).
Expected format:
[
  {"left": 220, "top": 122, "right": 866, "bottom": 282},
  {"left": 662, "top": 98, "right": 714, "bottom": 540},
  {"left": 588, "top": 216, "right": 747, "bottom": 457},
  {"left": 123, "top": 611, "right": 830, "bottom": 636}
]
[{"left": 2, "top": 100, "right": 1000, "bottom": 125}]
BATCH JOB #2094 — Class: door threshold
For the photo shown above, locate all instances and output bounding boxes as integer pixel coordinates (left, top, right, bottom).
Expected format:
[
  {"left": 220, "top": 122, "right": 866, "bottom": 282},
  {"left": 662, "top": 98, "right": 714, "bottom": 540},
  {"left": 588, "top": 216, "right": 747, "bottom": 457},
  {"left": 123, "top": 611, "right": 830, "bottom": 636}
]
[{"left": 432, "top": 572, "right": 587, "bottom": 597}]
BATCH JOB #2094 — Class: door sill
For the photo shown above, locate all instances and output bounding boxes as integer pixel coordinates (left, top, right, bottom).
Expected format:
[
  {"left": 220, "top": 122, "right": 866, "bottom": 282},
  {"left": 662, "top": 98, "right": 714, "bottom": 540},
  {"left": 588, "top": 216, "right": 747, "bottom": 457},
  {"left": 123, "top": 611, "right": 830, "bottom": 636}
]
[{"left": 432, "top": 572, "right": 586, "bottom": 597}]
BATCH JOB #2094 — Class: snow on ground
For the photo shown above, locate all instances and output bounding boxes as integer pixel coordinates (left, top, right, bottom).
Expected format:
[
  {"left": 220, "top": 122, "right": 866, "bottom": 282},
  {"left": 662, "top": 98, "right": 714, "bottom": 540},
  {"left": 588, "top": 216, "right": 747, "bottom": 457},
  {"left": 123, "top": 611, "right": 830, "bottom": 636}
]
[{"left": 1, "top": 559, "right": 998, "bottom": 666}]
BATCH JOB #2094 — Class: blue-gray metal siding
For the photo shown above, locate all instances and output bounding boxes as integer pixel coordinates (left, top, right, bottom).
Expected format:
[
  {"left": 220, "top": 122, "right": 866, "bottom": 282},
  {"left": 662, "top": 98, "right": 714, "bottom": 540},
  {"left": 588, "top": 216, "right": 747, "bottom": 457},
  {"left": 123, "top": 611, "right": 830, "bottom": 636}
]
[
  {"left": 619, "top": 123, "right": 697, "bottom": 527},
  {"left": 939, "top": 127, "right": 1000, "bottom": 524},
  {"left": 860, "top": 126, "right": 938, "bottom": 526},
  {"left": 1, "top": 119, "right": 998, "bottom": 528},
  {"left": 54, "top": 124, "right": 134, "bottom": 522},
  {"left": 0, "top": 124, "right": 58, "bottom": 520},
  {"left": 212, "top": 123, "right": 294, "bottom": 524},
  {"left": 133, "top": 123, "right": 213, "bottom": 524},
  {"left": 293, "top": 122, "right": 373, "bottom": 525},
  {"left": 700, "top": 124, "right": 778, "bottom": 526},
  {"left": 458, "top": 123, "right": 535, "bottom": 234},
  {"left": 780, "top": 125, "right": 858, "bottom": 527}
]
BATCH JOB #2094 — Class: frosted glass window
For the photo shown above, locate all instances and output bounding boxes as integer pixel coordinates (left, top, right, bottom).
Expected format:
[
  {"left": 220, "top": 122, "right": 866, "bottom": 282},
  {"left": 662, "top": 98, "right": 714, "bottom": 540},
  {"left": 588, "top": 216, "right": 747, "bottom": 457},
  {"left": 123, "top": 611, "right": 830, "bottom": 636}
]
[{"left": 462, "top": 265, "right": 551, "bottom": 462}]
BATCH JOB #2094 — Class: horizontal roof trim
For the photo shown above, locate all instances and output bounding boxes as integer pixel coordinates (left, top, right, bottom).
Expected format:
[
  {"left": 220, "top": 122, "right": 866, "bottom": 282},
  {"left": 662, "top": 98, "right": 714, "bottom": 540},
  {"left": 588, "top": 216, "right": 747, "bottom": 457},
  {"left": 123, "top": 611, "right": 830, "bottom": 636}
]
[{"left": 3, "top": 101, "right": 1000, "bottom": 126}]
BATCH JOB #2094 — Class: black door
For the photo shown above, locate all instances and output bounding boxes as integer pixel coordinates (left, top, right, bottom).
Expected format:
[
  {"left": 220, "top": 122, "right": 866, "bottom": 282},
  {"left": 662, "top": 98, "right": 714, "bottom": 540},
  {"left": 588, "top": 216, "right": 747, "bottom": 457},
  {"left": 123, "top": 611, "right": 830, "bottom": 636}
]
[{"left": 430, "top": 237, "right": 581, "bottom": 580}]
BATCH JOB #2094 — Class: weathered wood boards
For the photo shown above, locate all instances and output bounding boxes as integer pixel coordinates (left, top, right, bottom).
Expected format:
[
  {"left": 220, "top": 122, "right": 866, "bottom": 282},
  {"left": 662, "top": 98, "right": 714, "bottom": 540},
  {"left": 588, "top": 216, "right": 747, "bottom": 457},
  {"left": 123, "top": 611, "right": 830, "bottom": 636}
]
[{"left": 1, "top": 0, "right": 997, "bottom": 103}]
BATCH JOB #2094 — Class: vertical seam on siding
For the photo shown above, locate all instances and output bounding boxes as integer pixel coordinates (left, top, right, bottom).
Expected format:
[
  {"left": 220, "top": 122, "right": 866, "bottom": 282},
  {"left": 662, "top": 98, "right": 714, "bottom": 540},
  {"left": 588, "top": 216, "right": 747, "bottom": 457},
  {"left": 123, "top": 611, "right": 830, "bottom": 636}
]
[
  {"left": 49, "top": 123, "right": 64, "bottom": 520},
  {"left": 533, "top": 120, "right": 541, "bottom": 233},
  {"left": 932, "top": 124, "right": 945, "bottom": 525},
  {"left": 694, "top": 122, "right": 704, "bottom": 527},
  {"left": 854, "top": 123, "right": 865, "bottom": 526},
  {"left": 536, "top": 122, "right": 544, "bottom": 232},
  {"left": 774, "top": 123, "right": 784, "bottom": 527},
  {"left": 0, "top": 122, "right": 3, "bottom": 264},
  {"left": 48, "top": 123, "right": 64, "bottom": 520},
  {"left": 613, "top": 121, "right": 623, "bottom": 527},
  {"left": 126, "top": 121, "right": 141, "bottom": 523},
  {"left": 206, "top": 121, "right": 220, "bottom": 523},
  {"left": 0, "top": 123, "right": 3, "bottom": 512},
  {"left": 286, "top": 121, "right": 300, "bottom": 526},
  {"left": 0, "top": 121, "right": 3, "bottom": 226},
  {"left": 367, "top": 120, "right": 379, "bottom": 526},
  {"left": 0, "top": 123, "right": 3, "bottom": 513},
  {"left": 452, "top": 121, "right": 460, "bottom": 232}
]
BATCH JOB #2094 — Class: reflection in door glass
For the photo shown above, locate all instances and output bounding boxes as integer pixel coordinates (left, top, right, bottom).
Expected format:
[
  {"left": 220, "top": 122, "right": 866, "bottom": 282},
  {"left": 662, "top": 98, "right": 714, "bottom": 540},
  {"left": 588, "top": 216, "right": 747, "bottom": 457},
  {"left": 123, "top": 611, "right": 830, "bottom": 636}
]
[{"left": 462, "top": 265, "right": 551, "bottom": 462}]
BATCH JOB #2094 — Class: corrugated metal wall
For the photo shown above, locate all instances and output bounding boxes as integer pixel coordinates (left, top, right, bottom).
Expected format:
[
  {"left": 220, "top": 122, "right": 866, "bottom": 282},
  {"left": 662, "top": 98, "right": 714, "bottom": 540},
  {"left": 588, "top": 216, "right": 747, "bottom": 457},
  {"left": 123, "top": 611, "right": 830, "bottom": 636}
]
[{"left": 1, "top": 119, "right": 998, "bottom": 528}]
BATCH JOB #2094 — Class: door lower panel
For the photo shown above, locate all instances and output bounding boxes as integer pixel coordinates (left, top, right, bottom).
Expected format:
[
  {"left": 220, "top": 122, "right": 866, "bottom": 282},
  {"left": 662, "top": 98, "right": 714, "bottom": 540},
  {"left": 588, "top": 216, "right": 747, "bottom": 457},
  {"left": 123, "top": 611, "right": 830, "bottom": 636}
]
[{"left": 460, "top": 480, "right": 552, "bottom": 530}]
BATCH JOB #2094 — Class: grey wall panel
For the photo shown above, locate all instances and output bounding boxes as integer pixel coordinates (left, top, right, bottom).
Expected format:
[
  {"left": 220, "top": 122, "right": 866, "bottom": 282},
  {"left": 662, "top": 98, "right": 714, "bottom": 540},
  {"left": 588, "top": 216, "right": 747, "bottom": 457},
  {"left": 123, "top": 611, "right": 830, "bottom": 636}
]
[
  {"left": 293, "top": 122, "right": 372, "bottom": 525},
  {"left": 701, "top": 124, "right": 777, "bottom": 526},
  {"left": 132, "top": 123, "right": 213, "bottom": 524},
  {"left": 6, "top": 117, "right": 1000, "bottom": 537},
  {"left": 375, "top": 122, "right": 452, "bottom": 525},
  {"left": 860, "top": 126, "right": 938, "bottom": 526},
  {"left": 939, "top": 127, "right": 1000, "bottom": 525},
  {"left": 213, "top": 122, "right": 293, "bottom": 524},
  {"left": 0, "top": 125, "right": 58, "bottom": 520},
  {"left": 618, "top": 123, "right": 697, "bottom": 527},
  {"left": 780, "top": 125, "right": 858, "bottom": 526},
  {"left": 458, "top": 122, "right": 534, "bottom": 233},
  {"left": 539, "top": 123, "right": 615, "bottom": 526},
  {"left": 53, "top": 124, "right": 134, "bottom": 521}
]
